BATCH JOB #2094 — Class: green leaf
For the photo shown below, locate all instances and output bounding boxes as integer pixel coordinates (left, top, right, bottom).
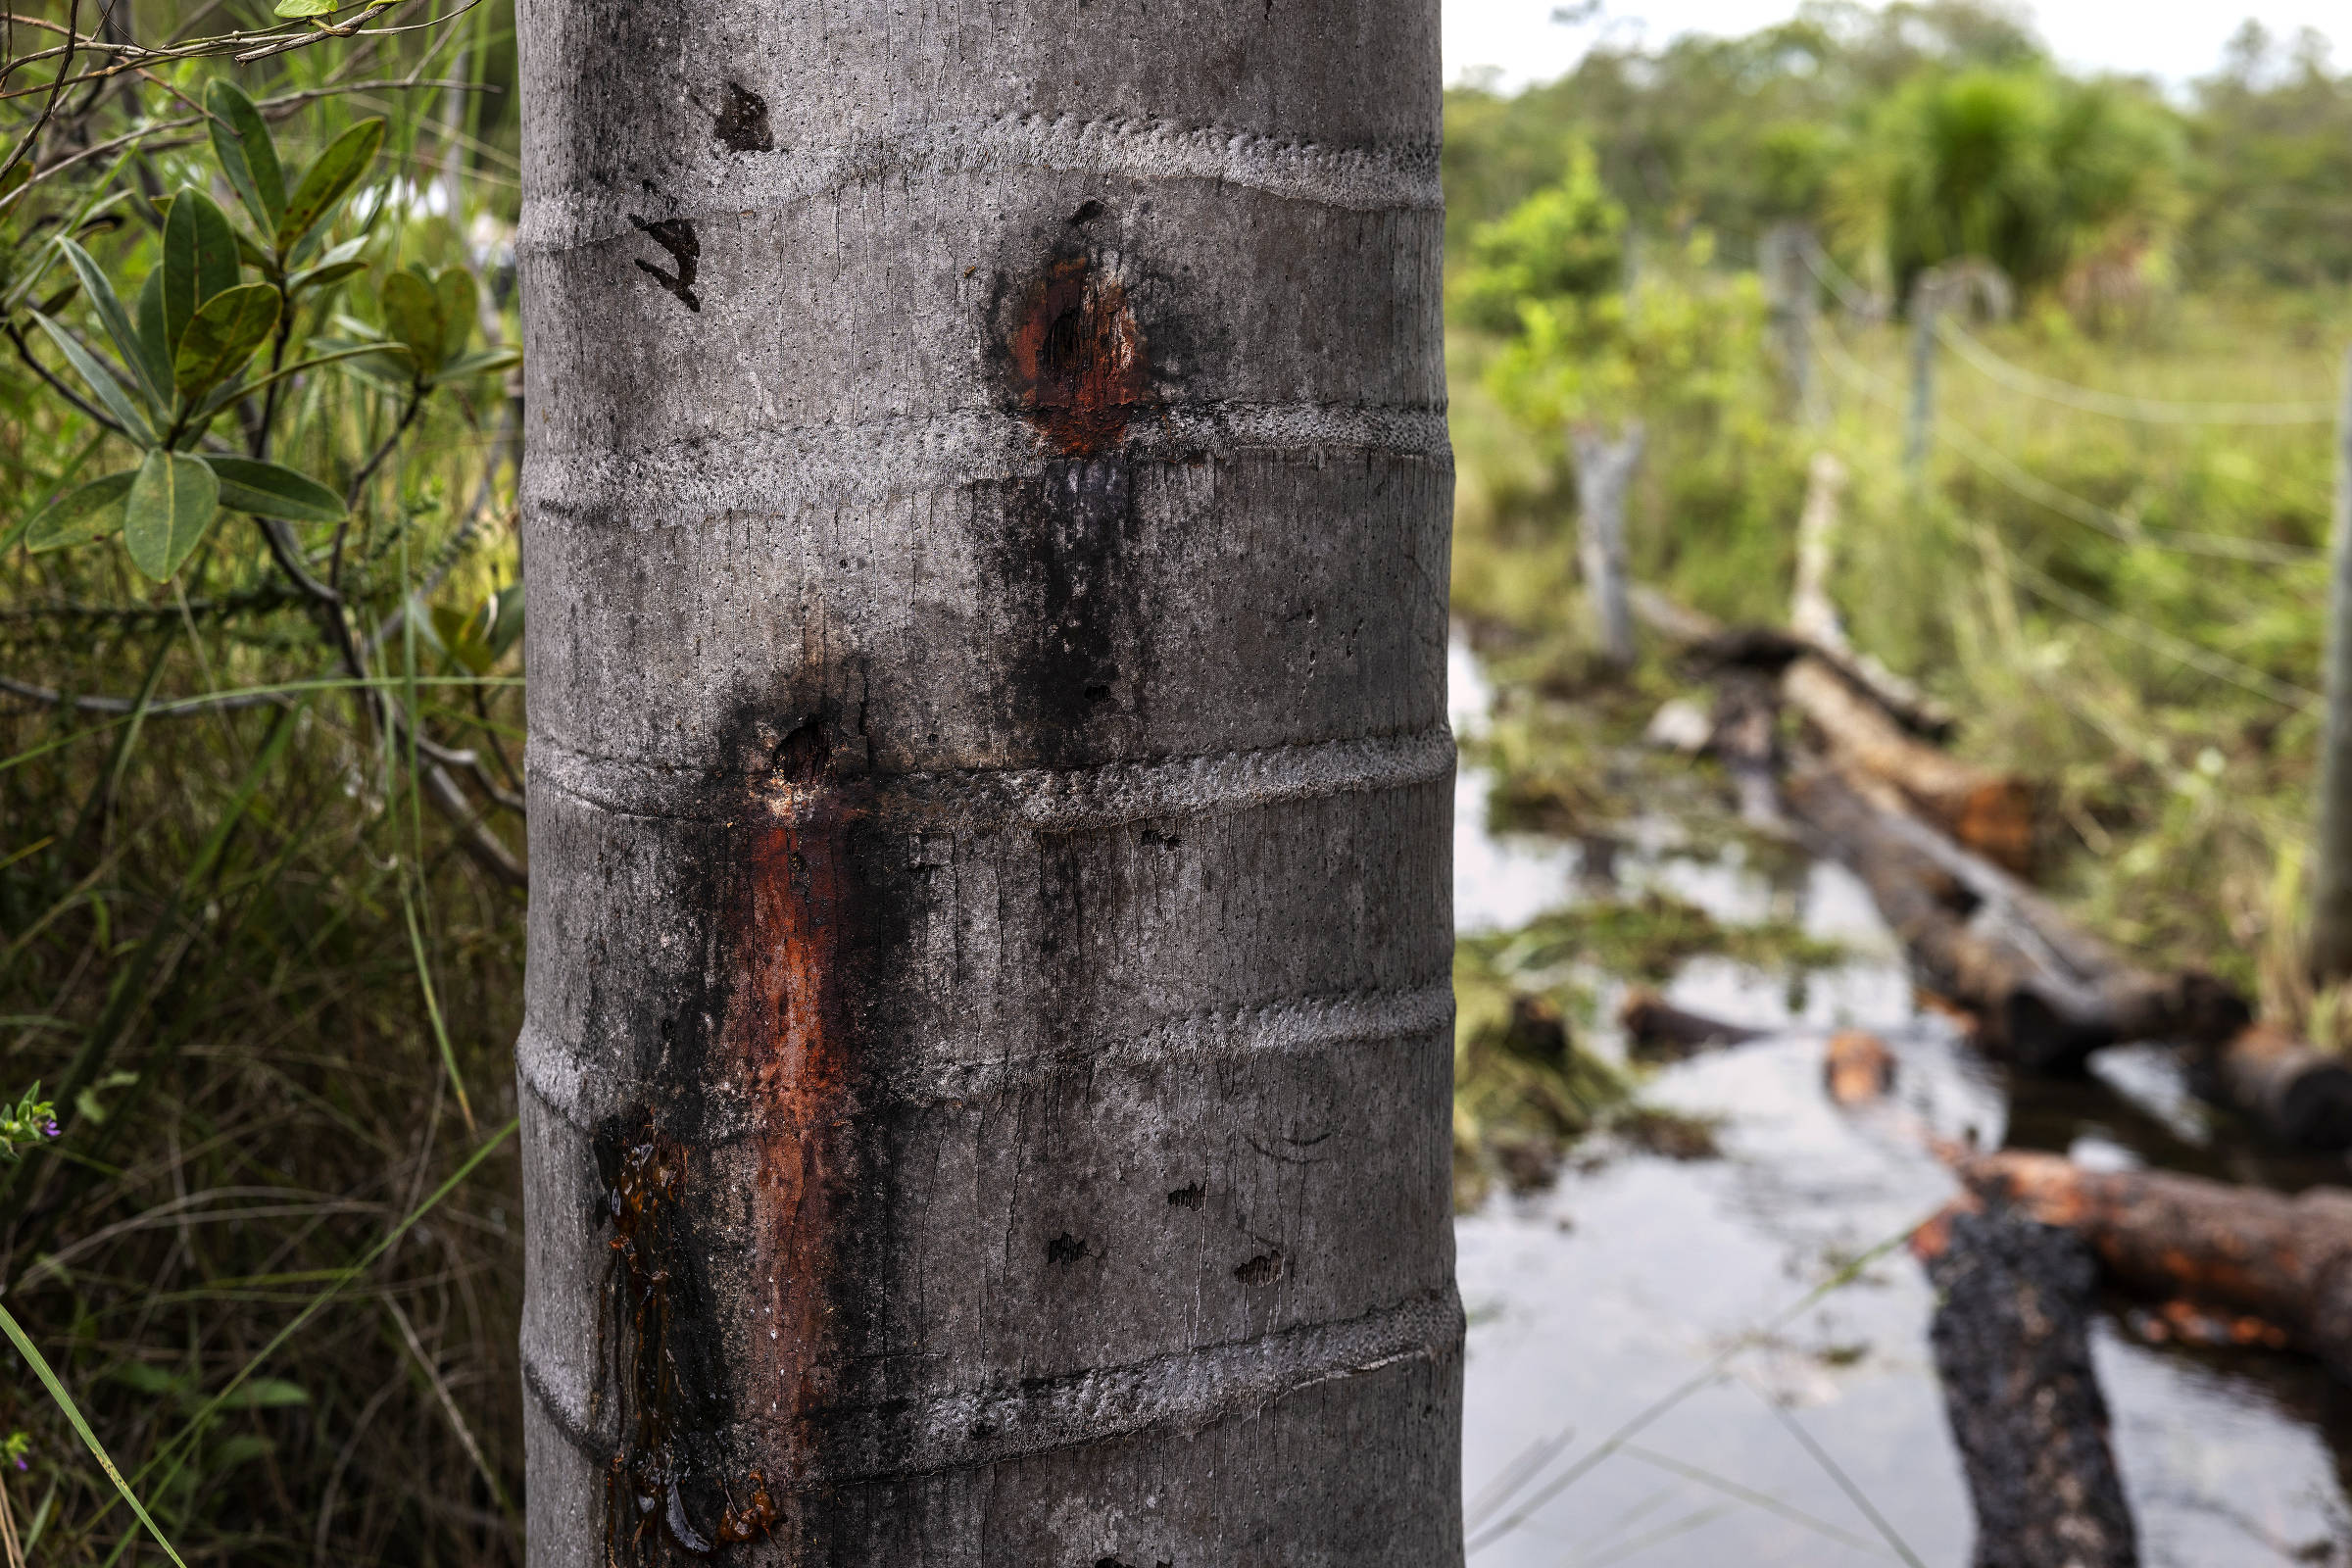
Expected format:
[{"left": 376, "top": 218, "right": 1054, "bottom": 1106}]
[
  {"left": 287, "top": 237, "right": 368, "bottom": 296},
  {"left": 378, "top": 270, "right": 443, "bottom": 380},
  {"left": 434, "top": 267, "right": 476, "bottom": 361},
  {"left": 22, "top": 471, "right": 135, "bottom": 552},
  {"left": 172, "top": 283, "right": 280, "bottom": 402},
  {"left": 133, "top": 268, "right": 172, "bottom": 393},
  {"left": 212, "top": 1378, "right": 307, "bottom": 1410},
  {"left": 204, "top": 80, "right": 284, "bottom": 233},
  {"left": 275, "top": 119, "right": 384, "bottom": 255},
  {"left": 106, "top": 1364, "right": 185, "bottom": 1397},
  {"left": 56, "top": 240, "right": 163, "bottom": 413},
  {"left": 232, "top": 228, "right": 274, "bottom": 273},
  {"left": 162, "top": 188, "right": 242, "bottom": 357},
  {"left": 288, "top": 258, "right": 366, "bottom": 296},
  {"left": 272, "top": 0, "right": 337, "bottom": 14},
  {"left": 437, "top": 347, "right": 519, "bottom": 380},
  {"left": 28, "top": 311, "right": 154, "bottom": 441},
  {"left": 201, "top": 456, "right": 344, "bottom": 522},
  {"left": 122, "top": 450, "right": 220, "bottom": 581},
  {"left": 202, "top": 1435, "right": 275, "bottom": 1472}
]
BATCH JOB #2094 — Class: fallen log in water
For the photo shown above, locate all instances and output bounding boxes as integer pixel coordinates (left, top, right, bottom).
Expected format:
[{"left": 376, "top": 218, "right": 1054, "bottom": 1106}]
[
  {"left": 1783, "top": 656, "right": 2034, "bottom": 872},
  {"left": 1626, "top": 584, "right": 1956, "bottom": 741},
  {"left": 1780, "top": 754, "right": 2352, "bottom": 1144},
  {"left": 1956, "top": 1150, "right": 2352, "bottom": 1380},
  {"left": 1913, "top": 1203, "right": 2139, "bottom": 1568},
  {"left": 2187, "top": 1024, "right": 2352, "bottom": 1152},
  {"left": 1635, "top": 582, "right": 2348, "bottom": 1144},
  {"left": 1782, "top": 762, "right": 2241, "bottom": 1075},
  {"left": 1824, "top": 1030, "right": 1895, "bottom": 1104},
  {"left": 1709, "top": 669, "right": 1786, "bottom": 828},
  {"left": 1617, "top": 988, "right": 1768, "bottom": 1054}
]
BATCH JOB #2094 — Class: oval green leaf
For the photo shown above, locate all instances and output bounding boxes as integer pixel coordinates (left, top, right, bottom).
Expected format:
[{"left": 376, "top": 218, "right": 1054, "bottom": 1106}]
[
  {"left": 434, "top": 267, "right": 477, "bottom": 361},
  {"left": 18, "top": 471, "right": 135, "bottom": 553},
  {"left": 379, "top": 270, "right": 444, "bottom": 381},
  {"left": 205, "top": 80, "right": 285, "bottom": 235},
  {"left": 133, "top": 268, "right": 172, "bottom": 394},
  {"left": 172, "top": 283, "right": 280, "bottom": 402},
  {"left": 122, "top": 450, "right": 220, "bottom": 581},
  {"left": 275, "top": 119, "right": 385, "bottom": 255},
  {"left": 202, "top": 456, "right": 345, "bottom": 523},
  {"left": 162, "top": 188, "right": 243, "bottom": 357}
]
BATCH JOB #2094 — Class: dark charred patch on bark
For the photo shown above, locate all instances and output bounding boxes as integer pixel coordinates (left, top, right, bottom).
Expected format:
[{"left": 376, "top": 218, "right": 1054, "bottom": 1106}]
[
  {"left": 585, "top": 683, "right": 920, "bottom": 1559},
  {"left": 999, "top": 254, "right": 1150, "bottom": 458},
  {"left": 593, "top": 1109, "right": 777, "bottom": 1561},
  {"left": 711, "top": 82, "right": 773, "bottom": 153},
  {"left": 982, "top": 460, "right": 1146, "bottom": 767},
  {"left": 1166, "top": 1183, "right": 1204, "bottom": 1209},
  {"left": 1046, "top": 1233, "right": 1091, "bottom": 1265},
  {"left": 630, "top": 216, "right": 702, "bottom": 313},
  {"left": 1234, "top": 1249, "right": 1286, "bottom": 1286}
]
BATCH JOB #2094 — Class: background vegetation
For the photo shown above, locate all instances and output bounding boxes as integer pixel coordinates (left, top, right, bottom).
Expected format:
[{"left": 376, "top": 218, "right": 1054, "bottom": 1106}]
[
  {"left": 1447, "top": 0, "right": 2352, "bottom": 1043},
  {"left": 0, "top": 2, "right": 527, "bottom": 1561}
]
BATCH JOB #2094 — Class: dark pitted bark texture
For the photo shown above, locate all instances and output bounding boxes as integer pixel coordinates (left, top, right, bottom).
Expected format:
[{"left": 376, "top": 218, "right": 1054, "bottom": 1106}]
[
  {"left": 513, "top": 2, "right": 1460, "bottom": 1563},
  {"left": 1919, "top": 1206, "right": 2138, "bottom": 1568}
]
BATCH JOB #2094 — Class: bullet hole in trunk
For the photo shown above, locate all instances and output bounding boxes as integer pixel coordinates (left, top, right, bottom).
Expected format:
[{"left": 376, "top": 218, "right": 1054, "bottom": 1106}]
[
  {"left": 1234, "top": 1250, "right": 1286, "bottom": 1286},
  {"left": 712, "top": 81, "right": 772, "bottom": 153},
  {"left": 1000, "top": 255, "right": 1150, "bottom": 459}
]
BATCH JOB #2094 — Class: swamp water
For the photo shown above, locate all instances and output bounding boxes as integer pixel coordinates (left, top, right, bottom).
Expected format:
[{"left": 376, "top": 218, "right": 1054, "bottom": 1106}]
[{"left": 1449, "top": 637, "right": 2352, "bottom": 1566}]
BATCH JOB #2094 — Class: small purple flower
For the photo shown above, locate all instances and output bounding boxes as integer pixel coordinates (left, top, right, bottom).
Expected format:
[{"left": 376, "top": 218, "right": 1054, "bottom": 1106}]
[
  {"left": 12, "top": 1455, "right": 24, "bottom": 1471},
  {"left": 39, "top": 1120, "right": 57, "bottom": 1139}
]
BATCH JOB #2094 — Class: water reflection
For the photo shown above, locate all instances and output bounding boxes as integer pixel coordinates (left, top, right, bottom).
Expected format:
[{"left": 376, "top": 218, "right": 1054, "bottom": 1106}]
[{"left": 1450, "top": 632, "right": 2352, "bottom": 1566}]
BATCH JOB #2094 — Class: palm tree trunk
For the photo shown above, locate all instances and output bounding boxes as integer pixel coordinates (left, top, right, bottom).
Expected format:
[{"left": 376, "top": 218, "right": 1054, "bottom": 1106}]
[{"left": 514, "top": 1, "right": 1461, "bottom": 1561}]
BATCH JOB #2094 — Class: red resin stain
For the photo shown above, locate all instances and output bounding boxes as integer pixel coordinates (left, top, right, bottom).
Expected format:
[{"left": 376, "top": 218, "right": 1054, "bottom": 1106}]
[
  {"left": 725, "top": 742, "right": 859, "bottom": 1477},
  {"left": 1005, "top": 256, "right": 1151, "bottom": 457}
]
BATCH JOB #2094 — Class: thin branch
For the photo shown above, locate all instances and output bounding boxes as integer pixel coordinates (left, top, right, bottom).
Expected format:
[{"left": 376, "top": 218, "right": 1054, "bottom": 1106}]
[
  {"left": 0, "top": 0, "right": 74, "bottom": 178},
  {"left": 0, "top": 674, "right": 282, "bottom": 716},
  {"left": 4, "top": 318, "right": 131, "bottom": 437}
]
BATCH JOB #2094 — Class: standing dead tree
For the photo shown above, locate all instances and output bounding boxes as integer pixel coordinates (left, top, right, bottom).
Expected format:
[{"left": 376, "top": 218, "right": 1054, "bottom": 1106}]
[
  {"left": 1573, "top": 419, "right": 1644, "bottom": 670},
  {"left": 514, "top": 0, "right": 1462, "bottom": 1562},
  {"left": 2312, "top": 346, "right": 2352, "bottom": 985}
]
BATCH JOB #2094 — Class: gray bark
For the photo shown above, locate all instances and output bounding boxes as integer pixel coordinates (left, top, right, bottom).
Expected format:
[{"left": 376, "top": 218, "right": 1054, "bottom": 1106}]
[
  {"left": 2312, "top": 346, "right": 2352, "bottom": 983},
  {"left": 514, "top": 2, "right": 1461, "bottom": 1564},
  {"left": 1571, "top": 420, "right": 1642, "bottom": 670}
]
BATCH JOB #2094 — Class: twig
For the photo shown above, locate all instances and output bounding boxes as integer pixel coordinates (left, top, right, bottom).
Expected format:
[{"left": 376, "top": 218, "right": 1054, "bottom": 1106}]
[
  {"left": 3, "top": 319, "right": 130, "bottom": 437},
  {"left": 0, "top": 0, "right": 75, "bottom": 186},
  {"left": 0, "top": 674, "right": 281, "bottom": 716}
]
